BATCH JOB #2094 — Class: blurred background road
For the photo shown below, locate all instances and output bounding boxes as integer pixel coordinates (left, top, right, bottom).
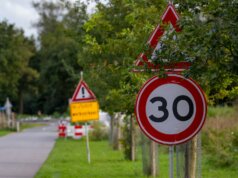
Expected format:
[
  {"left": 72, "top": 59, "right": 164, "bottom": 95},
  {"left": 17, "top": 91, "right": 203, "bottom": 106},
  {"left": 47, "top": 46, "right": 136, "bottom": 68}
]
[{"left": 0, "top": 121, "right": 57, "bottom": 178}]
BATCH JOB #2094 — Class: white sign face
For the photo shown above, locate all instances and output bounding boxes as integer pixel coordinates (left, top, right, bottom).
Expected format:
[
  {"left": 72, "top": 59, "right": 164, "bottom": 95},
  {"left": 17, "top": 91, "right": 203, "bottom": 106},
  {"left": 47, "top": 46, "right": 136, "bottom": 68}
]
[
  {"left": 71, "top": 80, "right": 96, "bottom": 102},
  {"left": 75, "top": 86, "right": 91, "bottom": 100},
  {"left": 146, "top": 83, "right": 196, "bottom": 135},
  {"left": 135, "top": 74, "right": 207, "bottom": 145}
]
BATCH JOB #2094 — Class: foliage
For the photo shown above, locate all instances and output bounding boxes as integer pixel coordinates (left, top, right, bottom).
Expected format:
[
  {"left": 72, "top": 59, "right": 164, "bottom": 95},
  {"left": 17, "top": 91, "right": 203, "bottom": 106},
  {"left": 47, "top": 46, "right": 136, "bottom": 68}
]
[
  {"left": 32, "top": 1, "right": 87, "bottom": 114},
  {"left": 203, "top": 129, "right": 238, "bottom": 168},
  {"left": 80, "top": 0, "right": 166, "bottom": 113},
  {"left": 203, "top": 107, "right": 238, "bottom": 168},
  {"left": 148, "top": 0, "right": 238, "bottom": 105},
  {"left": 1, "top": 0, "right": 238, "bottom": 114},
  {"left": 207, "top": 106, "right": 236, "bottom": 118},
  {"left": 0, "top": 129, "right": 13, "bottom": 137},
  {"left": 90, "top": 121, "right": 109, "bottom": 141},
  {"left": 0, "top": 21, "right": 38, "bottom": 112}
]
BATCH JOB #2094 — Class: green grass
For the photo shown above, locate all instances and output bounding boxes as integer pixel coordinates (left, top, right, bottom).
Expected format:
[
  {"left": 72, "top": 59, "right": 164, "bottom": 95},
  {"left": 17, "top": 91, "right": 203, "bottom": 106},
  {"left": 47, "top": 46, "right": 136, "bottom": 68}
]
[
  {"left": 0, "top": 129, "right": 13, "bottom": 137},
  {"left": 207, "top": 106, "right": 236, "bottom": 118},
  {"left": 20, "top": 122, "right": 47, "bottom": 131},
  {"left": 35, "top": 139, "right": 238, "bottom": 178},
  {"left": 35, "top": 139, "right": 147, "bottom": 178},
  {"left": 0, "top": 123, "right": 47, "bottom": 137}
]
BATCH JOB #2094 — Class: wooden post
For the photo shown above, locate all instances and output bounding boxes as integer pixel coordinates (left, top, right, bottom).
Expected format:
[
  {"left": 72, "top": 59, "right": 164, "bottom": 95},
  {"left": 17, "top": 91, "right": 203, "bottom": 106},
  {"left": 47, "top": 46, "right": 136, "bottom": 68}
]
[
  {"left": 141, "top": 133, "right": 158, "bottom": 177},
  {"left": 130, "top": 114, "right": 136, "bottom": 161},
  {"left": 109, "top": 114, "right": 114, "bottom": 145},
  {"left": 112, "top": 113, "right": 119, "bottom": 150},
  {"left": 176, "top": 144, "right": 185, "bottom": 178},
  {"left": 150, "top": 141, "right": 158, "bottom": 177},
  {"left": 190, "top": 136, "right": 198, "bottom": 178},
  {"left": 112, "top": 113, "right": 123, "bottom": 150},
  {"left": 16, "top": 121, "right": 20, "bottom": 132},
  {"left": 184, "top": 135, "right": 198, "bottom": 178},
  {"left": 141, "top": 133, "right": 150, "bottom": 175}
]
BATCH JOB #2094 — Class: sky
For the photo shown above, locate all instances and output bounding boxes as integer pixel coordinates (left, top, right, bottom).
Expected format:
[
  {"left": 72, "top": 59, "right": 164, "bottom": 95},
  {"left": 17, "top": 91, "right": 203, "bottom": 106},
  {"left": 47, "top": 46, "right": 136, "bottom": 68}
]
[
  {"left": 0, "top": 0, "right": 96, "bottom": 38},
  {"left": 0, "top": 0, "right": 42, "bottom": 37}
]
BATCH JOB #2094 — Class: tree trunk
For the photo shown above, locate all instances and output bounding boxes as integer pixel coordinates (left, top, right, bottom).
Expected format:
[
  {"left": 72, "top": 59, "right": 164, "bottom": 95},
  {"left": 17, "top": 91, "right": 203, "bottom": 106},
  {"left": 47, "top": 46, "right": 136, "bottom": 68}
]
[
  {"left": 19, "top": 90, "right": 24, "bottom": 114},
  {"left": 0, "top": 112, "right": 3, "bottom": 129},
  {"left": 109, "top": 114, "right": 113, "bottom": 145},
  {"left": 141, "top": 133, "right": 158, "bottom": 177},
  {"left": 112, "top": 113, "right": 119, "bottom": 150},
  {"left": 130, "top": 114, "right": 136, "bottom": 161},
  {"left": 185, "top": 135, "right": 198, "bottom": 178},
  {"left": 150, "top": 141, "right": 158, "bottom": 177},
  {"left": 112, "top": 113, "right": 123, "bottom": 150}
]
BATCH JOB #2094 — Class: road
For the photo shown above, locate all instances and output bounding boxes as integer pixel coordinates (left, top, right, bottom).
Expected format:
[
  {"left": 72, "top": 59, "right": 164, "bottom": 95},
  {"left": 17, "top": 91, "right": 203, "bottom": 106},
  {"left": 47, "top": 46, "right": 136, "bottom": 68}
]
[{"left": 0, "top": 122, "right": 58, "bottom": 178}]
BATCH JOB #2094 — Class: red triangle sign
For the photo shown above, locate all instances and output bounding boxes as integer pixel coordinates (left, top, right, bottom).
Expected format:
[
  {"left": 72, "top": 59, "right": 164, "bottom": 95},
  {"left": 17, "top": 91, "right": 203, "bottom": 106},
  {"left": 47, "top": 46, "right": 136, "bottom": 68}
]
[
  {"left": 71, "top": 80, "right": 96, "bottom": 102},
  {"left": 134, "top": 3, "right": 190, "bottom": 72}
]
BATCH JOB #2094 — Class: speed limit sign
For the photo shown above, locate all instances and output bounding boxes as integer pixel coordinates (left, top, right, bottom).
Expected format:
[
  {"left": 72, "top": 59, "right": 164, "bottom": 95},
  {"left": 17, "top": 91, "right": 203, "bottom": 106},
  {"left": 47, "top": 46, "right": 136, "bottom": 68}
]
[{"left": 135, "top": 74, "right": 207, "bottom": 145}]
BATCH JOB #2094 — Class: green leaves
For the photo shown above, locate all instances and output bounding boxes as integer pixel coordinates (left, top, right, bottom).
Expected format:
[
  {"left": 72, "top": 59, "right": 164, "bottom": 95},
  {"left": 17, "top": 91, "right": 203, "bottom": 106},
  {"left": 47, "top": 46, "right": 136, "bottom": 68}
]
[
  {"left": 0, "top": 21, "right": 36, "bottom": 104},
  {"left": 150, "top": 0, "right": 238, "bottom": 104}
]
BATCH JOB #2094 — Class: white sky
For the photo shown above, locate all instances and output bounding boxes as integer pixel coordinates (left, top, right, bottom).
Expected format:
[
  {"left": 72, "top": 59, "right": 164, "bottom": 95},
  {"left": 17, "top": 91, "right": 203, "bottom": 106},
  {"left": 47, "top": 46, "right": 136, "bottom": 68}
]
[
  {"left": 0, "top": 0, "right": 96, "bottom": 38},
  {"left": 0, "top": 0, "right": 41, "bottom": 37}
]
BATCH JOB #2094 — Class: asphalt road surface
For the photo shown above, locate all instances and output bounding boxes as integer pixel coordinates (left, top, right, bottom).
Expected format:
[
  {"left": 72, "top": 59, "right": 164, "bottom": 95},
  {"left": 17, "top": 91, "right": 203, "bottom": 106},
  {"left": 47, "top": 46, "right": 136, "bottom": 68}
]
[{"left": 0, "top": 122, "right": 58, "bottom": 178}]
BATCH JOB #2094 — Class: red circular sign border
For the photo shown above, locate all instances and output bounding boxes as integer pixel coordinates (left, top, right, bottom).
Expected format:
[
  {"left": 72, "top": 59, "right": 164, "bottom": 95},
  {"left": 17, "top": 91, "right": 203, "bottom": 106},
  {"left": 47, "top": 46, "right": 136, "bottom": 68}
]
[{"left": 135, "top": 74, "right": 207, "bottom": 145}]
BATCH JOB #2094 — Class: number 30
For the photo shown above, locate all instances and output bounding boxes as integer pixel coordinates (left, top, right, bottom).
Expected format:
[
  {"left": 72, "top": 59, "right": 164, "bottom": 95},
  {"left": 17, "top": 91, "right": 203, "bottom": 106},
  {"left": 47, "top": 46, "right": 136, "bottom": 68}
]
[{"left": 149, "top": 95, "right": 194, "bottom": 122}]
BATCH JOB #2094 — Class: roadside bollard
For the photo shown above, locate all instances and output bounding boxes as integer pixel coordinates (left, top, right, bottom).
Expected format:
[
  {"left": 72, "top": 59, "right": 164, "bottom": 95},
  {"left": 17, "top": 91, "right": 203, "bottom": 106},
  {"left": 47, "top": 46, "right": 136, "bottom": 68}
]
[
  {"left": 58, "top": 124, "right": 66, "bottom": 138},
  {"left": 16, "top": 121, "right": 20, "bottom": 132},
  {"left": 74, "top": 125, "right": 83, "bottom": 139}
]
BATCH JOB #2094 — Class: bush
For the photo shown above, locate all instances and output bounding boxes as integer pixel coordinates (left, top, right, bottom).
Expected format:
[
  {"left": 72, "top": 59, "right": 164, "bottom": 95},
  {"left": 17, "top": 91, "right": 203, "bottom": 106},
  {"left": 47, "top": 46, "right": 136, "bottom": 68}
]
[
  {"left": 203, "top": 125, "right": 238, "bottom": 168},
  {"left": 203, "top": 106, "right": 238, "bottom": 168},
  {"left": 207, "top": 106, "right": 236, "bottom": 118},
  {"left": 90, "top": 122, "right": 108, "bottom": 141}
]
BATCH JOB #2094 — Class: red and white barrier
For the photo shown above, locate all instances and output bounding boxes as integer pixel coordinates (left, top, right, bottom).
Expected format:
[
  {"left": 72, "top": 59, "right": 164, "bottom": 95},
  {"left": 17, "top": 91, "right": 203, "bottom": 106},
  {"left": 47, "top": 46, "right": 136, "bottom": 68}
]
[
  {"left": 74, "top": 125, "right": 83, "bottom": 139},
  {"left": 58, "top": 124, "right": 66, "bottom": 138},
  {"left": 58, "top": 122, "right": 93, "bottom": 139}
]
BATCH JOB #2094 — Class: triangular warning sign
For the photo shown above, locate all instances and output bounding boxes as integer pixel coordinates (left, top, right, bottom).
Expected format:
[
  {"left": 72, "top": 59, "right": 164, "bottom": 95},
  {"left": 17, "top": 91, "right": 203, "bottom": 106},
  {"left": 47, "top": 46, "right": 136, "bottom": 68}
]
[
  {"left": 71, "top": 80, "right": 96, "bottom": 102},
  {"left": 134, "top": 3, "right": 190, "bottom": 72}
]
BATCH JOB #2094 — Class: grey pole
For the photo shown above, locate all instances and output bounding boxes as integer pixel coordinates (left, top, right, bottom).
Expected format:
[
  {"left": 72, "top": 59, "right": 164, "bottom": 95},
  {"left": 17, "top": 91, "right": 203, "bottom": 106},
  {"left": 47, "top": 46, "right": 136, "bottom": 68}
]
[
  {"left": 80, "top": 71, "right": 83, "bottom": 80},
  {"left": 85, "top": 122, "right": 91, "bottom": 164},
  {"left": 169, "top": 146, "right": 174, "bottom": 178}
]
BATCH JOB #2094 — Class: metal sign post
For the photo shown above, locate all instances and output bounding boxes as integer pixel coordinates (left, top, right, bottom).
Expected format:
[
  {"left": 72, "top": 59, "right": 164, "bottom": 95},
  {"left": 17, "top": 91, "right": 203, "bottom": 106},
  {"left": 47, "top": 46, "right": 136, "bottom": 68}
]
[
  {"left": 132, "top": 2, "right": 207, "bottom": 177},
  {"left": 85, "top": 122, "right": 91, "bottom": 164},
  {"left": 135, "top": 74, "right": 207, "bottom": 177},
  {"left": 169, "top": 146, "right": 174, "bottom": 178},
  {"left": 69, "top": 71, "right": 99, "bottom": 165}
]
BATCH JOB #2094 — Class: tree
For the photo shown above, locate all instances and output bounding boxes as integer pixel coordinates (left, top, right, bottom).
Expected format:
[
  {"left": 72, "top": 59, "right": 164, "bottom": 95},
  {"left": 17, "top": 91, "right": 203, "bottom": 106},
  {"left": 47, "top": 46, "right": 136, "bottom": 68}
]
[
  {"left": 152, "top": 0, "right": 238, "bottom": 104},
  {"left": 142, "top": 1, "right": 238, "bottom": 177},
  {"left": 0, "top": 21, "right": 37, "bottom": 112},
  {"left": 33, "top": 1, "right": 88, "bottom": 114},
  {"left": 79, "top": 1, "right": 167, "bottom": 176}
]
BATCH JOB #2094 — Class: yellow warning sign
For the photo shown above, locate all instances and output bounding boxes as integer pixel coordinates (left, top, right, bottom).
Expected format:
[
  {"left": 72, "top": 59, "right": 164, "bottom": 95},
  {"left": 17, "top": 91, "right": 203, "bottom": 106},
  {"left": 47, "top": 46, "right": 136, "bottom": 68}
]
[{"left": 70, "top": 101, "right": 99, "bottom": 122}]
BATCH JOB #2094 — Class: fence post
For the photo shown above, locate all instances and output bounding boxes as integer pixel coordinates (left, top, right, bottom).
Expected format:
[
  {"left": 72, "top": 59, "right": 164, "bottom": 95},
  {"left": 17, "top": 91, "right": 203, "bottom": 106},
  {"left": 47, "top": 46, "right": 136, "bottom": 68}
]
[{"left": 16, "top": 121, "right": 20, "bottom": 132}]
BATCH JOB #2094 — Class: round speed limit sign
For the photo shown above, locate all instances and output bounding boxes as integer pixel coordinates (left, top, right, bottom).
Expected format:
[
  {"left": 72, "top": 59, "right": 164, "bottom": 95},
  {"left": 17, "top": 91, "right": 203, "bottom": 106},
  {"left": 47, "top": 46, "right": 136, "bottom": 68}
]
[{"left": 135, "top": 74, "right": 207, "bottom": 145}]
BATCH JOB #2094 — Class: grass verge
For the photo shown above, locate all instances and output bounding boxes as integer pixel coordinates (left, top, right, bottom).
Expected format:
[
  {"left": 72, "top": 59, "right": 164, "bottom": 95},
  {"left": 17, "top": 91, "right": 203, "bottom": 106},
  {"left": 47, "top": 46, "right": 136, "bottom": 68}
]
[
  {"left": 0, "top": 122, "right": 47, "bottom": 137},
  {"left": 35, "top": 139, "right": 238, "bottom": 178},
  {"left": 20, "top": 122, "right": 47, "bottom": 131},
  {"left": 0, "top": 129, "right": 13, "bottom": 137}
]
